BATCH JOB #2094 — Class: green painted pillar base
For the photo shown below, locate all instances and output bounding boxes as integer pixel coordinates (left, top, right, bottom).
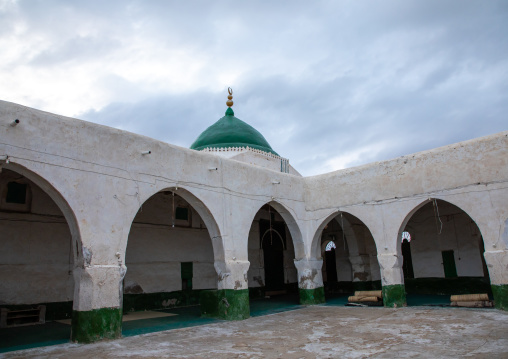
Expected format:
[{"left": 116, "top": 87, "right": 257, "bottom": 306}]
[
  {"left": 218, "top": 289, "right": 250, "bottom": 320},
  {"left": 299, "top": 287, "right": 325, "bottom": 305},
  {"left": 382, "top": 284, "right": 407, "bottom": 308},
  {"left": 492, "top": 284, "right": 508, "bottom": 311},
  {"left": 200, "top": 289, "right": 250, "bottom": 320},
  {"left": 71, "top": 307, "right": 122, "bottom": 343}
]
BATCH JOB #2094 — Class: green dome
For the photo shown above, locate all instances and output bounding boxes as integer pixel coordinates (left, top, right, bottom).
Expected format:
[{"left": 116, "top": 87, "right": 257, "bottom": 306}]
[{"left": 190, "top": 108, "right": 279, "bottom": 156}]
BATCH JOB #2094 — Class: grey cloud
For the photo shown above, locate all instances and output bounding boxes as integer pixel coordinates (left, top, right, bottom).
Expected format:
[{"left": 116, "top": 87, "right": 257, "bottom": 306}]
[
  {"left": 4, "top": 0, "right": 508, "bottom": 175},
  {"left": 30, "top": 36, "right": 121, "bottom": 66}
]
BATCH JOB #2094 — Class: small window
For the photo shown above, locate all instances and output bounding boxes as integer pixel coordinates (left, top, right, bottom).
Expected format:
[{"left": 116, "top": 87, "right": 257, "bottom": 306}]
[
  {"left": 401, "top": 231, "right": 411, "bottom": 243},
  {"left": 6, "top": 182, "right": 27, "bottom": 204},
  {"left": 325, "top": 241, "right": 336, "bottom": 251},
  {"left": 175, "top": 207, "right": 189, "bottom": 221}
]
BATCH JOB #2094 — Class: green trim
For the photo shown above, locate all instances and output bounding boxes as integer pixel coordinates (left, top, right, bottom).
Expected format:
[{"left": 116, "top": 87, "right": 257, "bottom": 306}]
[
  {"left": 218, "top": 289, "right": 250, "bottom": 320},
  {"left": 199, "top": 289, "right": 250, "bottom": 320},
  {"left": 200, "top": 290, "right": 220, "bottom": 318},
  {"left": 299, "top": 287, "right": 325, "bottom": 305},
  {"left": 382, "top": 284, "right": 407, "bottom": 308},
  {"left": 71, "top": 308, "right": 122, "bottom": 343},
  {"left": 405, "top": 277, "right": 492, "bottom": 295},
  {"left": 123, "top": 289, "right": 205, "bottom": 313},
  {"left": 492, "top": 284, "right": 508, "bottom": 311},
  {"left": 0, "top": 301, "right": 72, "bottom": 321}
]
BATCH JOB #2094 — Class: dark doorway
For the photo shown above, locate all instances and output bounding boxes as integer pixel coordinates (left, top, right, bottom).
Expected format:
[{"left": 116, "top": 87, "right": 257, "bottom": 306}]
[
  {"left": 442, "top": 250, "right": 458, "bottom": 278},
  {"left": 401, "top": 238, "right": 414, "bottom": 279},
  {"left": 325, "top": 246, "right": 338, "bottom": 283},
  {"left": 261, "top": 226, "right": 285, "bottom": 292}
]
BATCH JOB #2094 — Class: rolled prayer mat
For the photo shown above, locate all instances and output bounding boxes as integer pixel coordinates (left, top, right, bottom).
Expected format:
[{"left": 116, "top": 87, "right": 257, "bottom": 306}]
[
  {"left": 451, "top": 301, "right": 492, "bottom": 307},
  {"left": 354, "top": 291, "right": 382, "bottom": 298},
  {"left": 450, "top": 294, "right": 489, "bottom": 302},
  {"left": 348, "top": 296, "right": 379, "bottom": 302}
]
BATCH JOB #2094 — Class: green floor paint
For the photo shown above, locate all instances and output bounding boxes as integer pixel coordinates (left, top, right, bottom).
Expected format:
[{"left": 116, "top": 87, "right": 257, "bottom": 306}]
[
  {"left": 249, "top": 294, "right": 302, "bottom": 317},
  {"left": 492, "top": 284, "right": 508, "bottom": 310},
  {"left": 383, "top": 284, "right": 407, "bottom": 308},
  {"left": 0, "top": 296, "right": 306, "bottom": 353},
  {"left": 71, "top": 308, "right": 122, "bottom": 343},
  {"left": 323, "top": 295, "right": 350, "bottom": 306},
  {"left": 122, "top": 306, "right": 219, "bottom": 337},
  {"left": 0, "top": 322, "right": 70, "bottom": 353},
  {"left": 299, "top": 287, "right": 325, "bottom": 305}
]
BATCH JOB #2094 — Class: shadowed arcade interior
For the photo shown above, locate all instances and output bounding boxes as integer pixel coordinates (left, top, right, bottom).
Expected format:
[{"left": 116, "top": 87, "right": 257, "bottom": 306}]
[
  {"left": 401, "top": 199, "right": 492, "bottom": 305},
  {"left": 320, "top": 213, "right": 381, "bottom": 300},
  {"left": 247, "top": 204, "right": 300, "bottom": 309}
]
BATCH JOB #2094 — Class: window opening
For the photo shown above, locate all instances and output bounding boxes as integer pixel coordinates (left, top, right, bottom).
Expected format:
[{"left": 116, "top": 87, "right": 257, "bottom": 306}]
[
  {"left": 175, "top": 207, "right": 189, "bottom": 221},
  {"left": 6, "top": 182, "right": 27, "bottom": 204},
  {"left": 325, "top": 241, "right": 336, "bottom": 251},
  {"left": 442, "top": 250, "right": 458, "bottom": 278},
  {"left": 401, "top": 231, "right": 411, "bottom": 242}
]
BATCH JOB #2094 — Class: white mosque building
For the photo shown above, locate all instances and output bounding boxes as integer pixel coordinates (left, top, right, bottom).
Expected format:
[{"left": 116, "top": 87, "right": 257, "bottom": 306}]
[{"left": 0, "top": 90, "right": 507, "bottom": 343}]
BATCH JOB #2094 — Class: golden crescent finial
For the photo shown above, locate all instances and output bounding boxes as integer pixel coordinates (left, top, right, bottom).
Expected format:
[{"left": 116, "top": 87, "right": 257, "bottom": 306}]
[{"left": 226, "top": 87, "right": 234, "bottom": 107}]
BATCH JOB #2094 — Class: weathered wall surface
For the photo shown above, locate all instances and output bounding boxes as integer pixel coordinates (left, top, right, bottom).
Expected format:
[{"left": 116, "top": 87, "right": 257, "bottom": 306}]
[
  {"left": 1, "top": 98, "right": 507, "bottom": 319},
  {"left": 0, "top": 170, "right": 73, "bottom": 304},
  {"left": 304, "top": 131, "right": 508, "bottom": 289},
  {"left": 0, "top": 100, "right": 306, "bottom": 314}
]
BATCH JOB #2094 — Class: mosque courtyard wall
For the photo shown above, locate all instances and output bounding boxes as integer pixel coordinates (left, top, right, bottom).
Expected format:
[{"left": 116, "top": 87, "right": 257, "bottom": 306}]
[{"left": 1, "top": 99, "right": 507, "bottom": 343}]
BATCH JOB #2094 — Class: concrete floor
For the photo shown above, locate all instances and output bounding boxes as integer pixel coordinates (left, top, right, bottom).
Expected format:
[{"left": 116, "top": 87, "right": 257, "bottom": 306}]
[{"left": 2, "top": 306, "right": 508, "bottom": 358}]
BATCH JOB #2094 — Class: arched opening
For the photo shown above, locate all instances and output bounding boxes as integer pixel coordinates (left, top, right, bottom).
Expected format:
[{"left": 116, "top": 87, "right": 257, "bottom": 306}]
[
  {"left": 247, "top": 203, "right": 300, "bottom": 313},
  {"left": 400, "top": 199, "right": 491, "bottom": 306},
  {"left": 317, "top": 212, "right": 380, "bottom": 303},
  {"left": 0, "top": 167, "right": 79, "bottom": 349},
  {"left": 401, "top": 231, "right": 414, "bottom": 279},
  {"left": 261, "top": 228, "right": 285, "bottom": 292},
  {"left": 122, "top": 188, "right": 221, "bottom": 328},
  {"left": 324, "top": 241, "right": 338, "bottom": 283}
]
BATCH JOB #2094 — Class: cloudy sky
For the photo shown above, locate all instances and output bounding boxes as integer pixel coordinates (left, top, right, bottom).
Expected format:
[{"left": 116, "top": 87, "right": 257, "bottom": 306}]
[{"left": 1, "top": 0, "right": 507, "bottom": 176}]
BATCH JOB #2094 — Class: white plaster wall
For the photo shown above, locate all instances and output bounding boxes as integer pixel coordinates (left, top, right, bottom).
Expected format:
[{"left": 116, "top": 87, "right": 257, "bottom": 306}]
[
  {"left": 405, "top": 201, "right": 484, "bottom": 278},
  {"left": 124, "top": 193, "right": 216, "bottom": 293},
  {"left": 0, "top": 170, "right": 73, "bottom": 305},
  {"left": 1, "top": 99, "right": 507, "bottom": 308}
]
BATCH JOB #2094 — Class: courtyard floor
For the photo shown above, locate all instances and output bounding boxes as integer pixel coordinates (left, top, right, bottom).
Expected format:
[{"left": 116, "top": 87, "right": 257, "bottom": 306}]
[{"left": 1, "top": 304, "right": 507, "bottom": 358}]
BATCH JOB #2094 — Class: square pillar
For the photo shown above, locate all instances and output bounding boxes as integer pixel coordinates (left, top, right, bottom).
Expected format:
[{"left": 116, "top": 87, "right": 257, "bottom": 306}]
[
  {"left": 200, "top": 260, "right": 250, "bottom": 320},
  {"left": 294, "top": 258, "right": 325, "bottom": 305},
  {"left": 71, "top": 265, "right": 126, "bottom": 343},
  {"left": 377, "top": 254, "right": 407, "bottom": 308},
  {"left": 484, "top": 250, "right": 508, "bottom": 310}
]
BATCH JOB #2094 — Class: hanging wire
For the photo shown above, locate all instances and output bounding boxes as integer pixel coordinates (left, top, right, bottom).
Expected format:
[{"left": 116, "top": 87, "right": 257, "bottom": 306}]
[
  {"left": 452, "top": 215, "right": 461, "bottom": 260},
  {"left": 172, "top": 191, "right": 175, "bottom": 228},
  {"left": 269, "top": 205, "right": 273, "bottom": 245},
  {"left": 340, "top": 212, "right": 346, "bottom": 251},
  {"left": 432, "top": 199, "right": 443, "bottom": 234}
]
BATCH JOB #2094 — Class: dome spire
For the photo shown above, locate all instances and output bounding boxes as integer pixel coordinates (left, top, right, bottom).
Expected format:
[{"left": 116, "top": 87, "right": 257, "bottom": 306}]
[{"left": 225, "top": 87, "right": 234, "bottom": 116}]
